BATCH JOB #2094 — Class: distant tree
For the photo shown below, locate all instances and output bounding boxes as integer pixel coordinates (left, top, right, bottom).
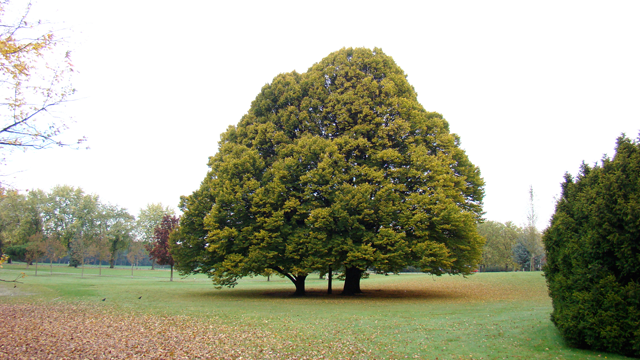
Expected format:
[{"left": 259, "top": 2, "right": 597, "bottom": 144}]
[
  {"left": 544, "top": 134, "right": 640, "bottom": 357},
  {"left": 261, "top": 268, "right": 276, "bottom": 282},
  {"left": 43, "top": 185, "right": 99, "bottom": 267},
  {"left": 25, "top": 233, "right": 44, "bottom": 275},
  {"left": 97, "top": 203, "right": 135, "bottom": 268},
  {"left": 93, "top": 235, "right": 111, "bottom": 276},
  {"left": 477, "top": 221, "right": 520, "bottom": 271},
  {"left": 41, "top": 234, "right": 65, "bottom": 274},
  {"left": 0, "top": 189, "right": 45, "bottom": 253},
  {"left": 172, "top": 48, "right": 485, "bottom": 296},
  {"left": 136, "top": 203, "right": 174, "bottom": 269},
  {"left": 519, "top": 187, "right": 544, "bottom": 271},
  {"left": 512, "top": 242, "right": 530, "bottom": 271},
  {"left": 71, "top": 234, "right": 96, "bottom": 278},
  {"left": 0, "top": 0, "right": 83, "bottom": 164},
  {"left": 126, "top": 241, "right": 147, "bottom": 277},
  {"left": 147, "top": 214, "right": 179, "bottom": 281}
]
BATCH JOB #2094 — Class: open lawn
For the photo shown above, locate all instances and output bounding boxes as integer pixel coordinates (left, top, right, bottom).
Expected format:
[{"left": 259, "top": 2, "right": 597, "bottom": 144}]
[{"left": 0, "top": 264, "right": 632, "bottom": 359}]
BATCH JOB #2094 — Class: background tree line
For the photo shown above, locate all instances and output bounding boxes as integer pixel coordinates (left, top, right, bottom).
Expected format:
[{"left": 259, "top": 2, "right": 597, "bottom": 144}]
[
  {"left": 0, "top": 185, "right": 175, "bottom": 272},
  {"left": 477, "top": 187, "right": 545, "bottom": 272}
]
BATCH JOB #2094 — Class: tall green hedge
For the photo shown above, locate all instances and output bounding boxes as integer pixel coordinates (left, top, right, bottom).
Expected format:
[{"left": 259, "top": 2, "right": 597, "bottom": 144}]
[{"left": 543, "top": 135, "right": 640, "bottom": 357}]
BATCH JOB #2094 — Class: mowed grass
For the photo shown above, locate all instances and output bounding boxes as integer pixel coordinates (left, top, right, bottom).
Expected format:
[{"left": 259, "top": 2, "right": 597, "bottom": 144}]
[{"left": 0, "top": 264, "right": 632, "bottom": 359}]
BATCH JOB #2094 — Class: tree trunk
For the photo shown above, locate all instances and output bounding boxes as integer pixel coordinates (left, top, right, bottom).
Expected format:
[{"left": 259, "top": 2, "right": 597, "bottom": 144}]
[
  {"left": 271, "top": 267, "right": 307, "bottom": 295},
  {"left": 327, "top": 267, "right": 332, "bottom": 295},
  {"left": 293, "top": 274, "right": 306, "bottom": 296},
  {"left": 530, "top": 256, "right": 534, "bottom": 271},
  {"left": 342, "top": 267, "right": 363, "bottom": 295},
  {"left": 109, "top": 252, "right": 116, "bottom": 269},
  {"left": 170, "top": 265, "right": 173, "bottom": 282},
  {"left": 50, "top": 259, "right": 53, "bottom": 275},
  {"left": 34, "top": 259, "right": 38, "bottom": 276},
  {"left": 131, "top": 263, "right": 134, "bottom": 278}
]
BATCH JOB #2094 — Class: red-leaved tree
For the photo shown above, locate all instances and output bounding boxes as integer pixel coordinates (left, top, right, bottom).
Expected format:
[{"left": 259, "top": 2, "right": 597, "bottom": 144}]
[{"left": 146, "top": 214, "right": 179, "bottom": 281}]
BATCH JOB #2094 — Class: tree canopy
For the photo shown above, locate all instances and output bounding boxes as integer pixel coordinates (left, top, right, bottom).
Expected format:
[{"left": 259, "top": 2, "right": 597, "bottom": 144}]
[
  {"left": 543, "top": 134, "right": 640, "bottom": 357},
  {"left": 172, "top": 48, "right": 485, "bottom": 295}
]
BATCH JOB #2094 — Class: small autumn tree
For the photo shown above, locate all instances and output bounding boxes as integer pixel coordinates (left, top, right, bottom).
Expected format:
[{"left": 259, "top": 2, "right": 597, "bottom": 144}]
[
  {"left": 25, "top": 233, "right": 44, "bottom": 275},
  {"left": 71, "top": 234, "right": 96, "bottom": 278},
  {"left": 147, "top": 214, "right": 179, "bottom": 281},
  {"left": 126, "top": 241, "right": 147, "bottom": 277},
  {"left": 41, "top": 234, "right": 65, "bottom": 275},
  {"left": 93, "top": 234, "right": 111, "bottom": 276}
]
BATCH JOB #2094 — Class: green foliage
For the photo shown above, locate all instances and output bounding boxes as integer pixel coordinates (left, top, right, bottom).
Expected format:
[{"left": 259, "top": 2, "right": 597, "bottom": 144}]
[
  {"left": 96, "top": 203, "right": 135, "bottom": 268},
  {"left": 477, "top": 221, "right": 520, "bottom": 271},
  {"left": 4, "top": 244, "right": 27, "bottom": 261},
  {"left": 511, "top": 242, "right": 531, "bottom": 270},
  {"left": 0, "top": 189, "right": 45, "bottom": 249},
  {"left": 543, "top": 134, "right": 640, "bottom": 357},
  {"left": 173, "top": 47, "right": 485, "bottom": 295},
  {"left": 136, "top": 203, "right": 174, "bottom": 243},
  {"left": 0, "top": 185, "right": 136, "bottom": 269},
  {"left": 519, "top": 187, "right": 544, "bottom": 271}
]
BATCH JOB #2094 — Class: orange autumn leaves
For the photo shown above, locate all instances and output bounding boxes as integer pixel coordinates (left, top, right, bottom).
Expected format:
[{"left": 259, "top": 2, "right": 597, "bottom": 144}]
[{"left": 0, "top": 303, "right": 369, "bottom": 359}]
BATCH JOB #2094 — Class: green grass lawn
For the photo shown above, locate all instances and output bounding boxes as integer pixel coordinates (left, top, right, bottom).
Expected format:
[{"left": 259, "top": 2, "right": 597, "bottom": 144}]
[{"left": 0, "top": 264, "right": 632, "bottom": 359}]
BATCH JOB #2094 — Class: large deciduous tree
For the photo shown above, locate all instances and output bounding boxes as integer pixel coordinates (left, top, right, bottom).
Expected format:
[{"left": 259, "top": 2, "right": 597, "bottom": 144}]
[
  {"left": 43, "top": 185, "right": 99, "bottom": 267},
  {"left": 97, "top": 203, "right": 135, "bottom": 268},
  {"left": 543, "top": 134, "right": 640, "bottom": 357},
  {"left": 147, "top": 214, "right": 179, "bottom": 281},
  {"left": 172, "top": 48, "right": 485, "bottom": 295},
  {"left": 0, "top": 0, "right": 84, "bottom": 162}
]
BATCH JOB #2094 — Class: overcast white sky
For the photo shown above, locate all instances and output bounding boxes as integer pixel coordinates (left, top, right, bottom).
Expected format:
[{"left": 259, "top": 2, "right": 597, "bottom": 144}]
[{"left": 5, "top": 0, "right": 639, "bottom": 230}]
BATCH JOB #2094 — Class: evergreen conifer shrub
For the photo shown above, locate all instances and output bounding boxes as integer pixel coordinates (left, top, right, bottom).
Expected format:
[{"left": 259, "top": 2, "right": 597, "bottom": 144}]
[{"left": 543, "top": 135, "right": 640, "bottom": 357}]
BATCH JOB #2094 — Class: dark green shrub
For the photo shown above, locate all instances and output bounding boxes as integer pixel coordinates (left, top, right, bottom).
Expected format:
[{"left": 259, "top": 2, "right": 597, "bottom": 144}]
[
  {"left": 543, "top": 135, "right": 640, "bottom": 357},
  {"left": 4, "top": 244, "right": 27, "bottom": 262}
]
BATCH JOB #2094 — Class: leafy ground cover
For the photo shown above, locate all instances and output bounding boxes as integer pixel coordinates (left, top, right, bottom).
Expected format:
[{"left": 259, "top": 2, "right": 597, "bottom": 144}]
[{"left": 0, "top": 264, "right": 632, "bottom": 359}]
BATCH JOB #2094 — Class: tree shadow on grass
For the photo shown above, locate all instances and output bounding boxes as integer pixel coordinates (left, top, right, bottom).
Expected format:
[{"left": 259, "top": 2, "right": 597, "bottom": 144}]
[{"left": 187, "top": 286, "right": 479, "bottom": 303}]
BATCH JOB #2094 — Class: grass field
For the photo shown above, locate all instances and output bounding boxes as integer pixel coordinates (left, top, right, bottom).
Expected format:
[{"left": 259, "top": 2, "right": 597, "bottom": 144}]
[{"left": 0, "top": 264, "right": 632, "bottom": 359}]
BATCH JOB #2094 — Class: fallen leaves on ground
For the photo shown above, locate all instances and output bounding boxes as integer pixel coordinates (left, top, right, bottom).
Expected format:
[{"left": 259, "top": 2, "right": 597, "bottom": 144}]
[{"left": 0, "top": 303, "right": 369, "bottom": 359}]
